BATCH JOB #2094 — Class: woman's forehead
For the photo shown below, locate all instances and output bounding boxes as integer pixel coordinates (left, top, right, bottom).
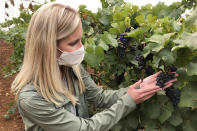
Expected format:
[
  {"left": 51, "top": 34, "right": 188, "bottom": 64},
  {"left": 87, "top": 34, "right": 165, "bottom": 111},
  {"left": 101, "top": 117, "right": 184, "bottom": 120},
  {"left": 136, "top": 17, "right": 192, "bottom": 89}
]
[{"left": 61, "top": 24, "right": 83, "bottom": 43}]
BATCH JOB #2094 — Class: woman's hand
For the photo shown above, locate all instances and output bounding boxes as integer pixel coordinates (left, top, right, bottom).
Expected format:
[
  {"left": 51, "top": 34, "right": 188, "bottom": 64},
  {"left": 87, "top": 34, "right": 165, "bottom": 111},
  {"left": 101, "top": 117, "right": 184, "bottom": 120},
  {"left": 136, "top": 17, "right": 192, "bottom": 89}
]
[
  {"left": 127, "top": 71, "right": 178, "bottom": 104},
  {"left": 140, "top": 71, "right": 178, "bottom": 90}
]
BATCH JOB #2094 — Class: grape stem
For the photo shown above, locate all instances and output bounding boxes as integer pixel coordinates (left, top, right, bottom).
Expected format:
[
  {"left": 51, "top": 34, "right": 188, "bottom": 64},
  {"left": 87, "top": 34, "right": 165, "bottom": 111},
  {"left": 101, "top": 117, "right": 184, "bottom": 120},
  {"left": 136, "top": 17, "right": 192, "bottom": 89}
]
[{"left": 141, "top": 69, "right": 145, "bottom": 82}]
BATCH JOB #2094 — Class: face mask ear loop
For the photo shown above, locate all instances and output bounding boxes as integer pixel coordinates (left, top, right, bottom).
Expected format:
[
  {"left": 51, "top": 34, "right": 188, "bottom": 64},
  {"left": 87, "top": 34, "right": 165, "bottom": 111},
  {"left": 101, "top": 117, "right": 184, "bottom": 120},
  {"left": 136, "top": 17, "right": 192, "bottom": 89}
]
[{"left": 57, "top": 48, "right": 63, "bottom": 53}]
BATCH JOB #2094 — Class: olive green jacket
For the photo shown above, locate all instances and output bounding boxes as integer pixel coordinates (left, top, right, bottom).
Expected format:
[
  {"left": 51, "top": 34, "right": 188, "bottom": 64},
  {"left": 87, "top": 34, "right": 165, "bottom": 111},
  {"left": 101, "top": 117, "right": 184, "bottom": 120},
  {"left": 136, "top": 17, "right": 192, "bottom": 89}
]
[{"left": 17, "top": 65, "right": 136, "bottom": 131}]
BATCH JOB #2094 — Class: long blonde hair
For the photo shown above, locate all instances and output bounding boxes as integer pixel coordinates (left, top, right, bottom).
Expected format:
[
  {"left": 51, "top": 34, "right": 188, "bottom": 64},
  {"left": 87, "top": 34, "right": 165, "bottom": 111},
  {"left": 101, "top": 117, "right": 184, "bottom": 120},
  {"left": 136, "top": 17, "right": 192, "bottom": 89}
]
[{"left": 11, "top": 2, "right": 85, "bottom": 106}]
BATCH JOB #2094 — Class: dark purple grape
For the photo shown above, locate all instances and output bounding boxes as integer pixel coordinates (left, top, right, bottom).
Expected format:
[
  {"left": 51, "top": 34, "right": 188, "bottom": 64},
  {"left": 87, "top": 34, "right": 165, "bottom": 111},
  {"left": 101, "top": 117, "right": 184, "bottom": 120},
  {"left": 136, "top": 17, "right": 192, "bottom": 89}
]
[
  {"left": 130, "top": 46, "right": 136, "bottom": 51},
  {"left": 117, "top": 32, "right": 132, "bottom": 58},
  {"left": 169, "top": 65, "right": 177, "bottom": 72},
  {"left": 125, "top": 27, "right": 131, "bottom": 32},
  {"left": 156, "top": 72, "right": 175, "bottom": 88},
  {"left": 135, "top": 55, "right": 146, "bottom": 70},
  {"left": 115, "top": 72, "right": 125, "bottom": 86},
  {"left": 137, "top": 45, "right": 144, "bottom": 51},
  {"left": 117, "top": 46, "right": 125, "bottom": 58},
  {"left": 146, "top": 53, "right": 153, "bottom": 61},
  {"left": 165, "top": 87, "right": 181, "bottom": 108},
  {"left": 119, "top": 34, "right": 131, "bottom": 48},
  {"left": 145, "top": 66, "right": 155, "bottom": 76}
]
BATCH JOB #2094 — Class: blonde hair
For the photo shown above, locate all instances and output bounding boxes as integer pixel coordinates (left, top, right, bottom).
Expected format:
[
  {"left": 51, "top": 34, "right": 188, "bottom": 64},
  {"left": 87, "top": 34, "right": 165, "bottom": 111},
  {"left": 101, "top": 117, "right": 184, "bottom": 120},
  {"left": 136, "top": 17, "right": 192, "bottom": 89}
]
[{"left": 11, "top": 2, "right": 85, "bottom": 106}]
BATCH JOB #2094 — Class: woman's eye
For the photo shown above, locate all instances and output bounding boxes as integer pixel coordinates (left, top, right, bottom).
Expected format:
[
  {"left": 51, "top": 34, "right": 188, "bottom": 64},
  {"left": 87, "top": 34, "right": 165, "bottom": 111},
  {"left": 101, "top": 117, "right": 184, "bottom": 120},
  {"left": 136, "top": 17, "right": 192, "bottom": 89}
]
[
  {"left": 70, "top": 43, "right": 77, "bottom": 46},
  {"left": 69, "top": 39, "right": 80, "bottom": 46}
]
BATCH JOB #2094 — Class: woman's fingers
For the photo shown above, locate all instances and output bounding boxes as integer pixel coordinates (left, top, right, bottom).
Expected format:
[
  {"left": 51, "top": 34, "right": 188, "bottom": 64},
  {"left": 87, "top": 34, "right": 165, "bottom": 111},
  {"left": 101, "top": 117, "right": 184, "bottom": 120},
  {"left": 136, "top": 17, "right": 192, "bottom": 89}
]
[
  {"left": 165, "top": 78, "right": 177, "bottom": 85},
  {"left": 137, "top": 88, "right": 161, "bottom": 103},
  {"left": 142, "top": 93, "right": 155, "bottom": 102},
  {"left": 172, "top": 72, "right": 179, "bottom": 77},
  {"left": 140, "top": 87, "right": 161, "bottom": 97},
  {"left": 130, "top": 80, "right": 142, "bottom": 89},
  {"left": 138, "top": 85, "right": 160, "bottom": 93},
  {"left": 162, "top": 82, "right": 173, "bottom": 90},
  {"left": 151, "top": 71, "right": 162, "bottom": 78}
]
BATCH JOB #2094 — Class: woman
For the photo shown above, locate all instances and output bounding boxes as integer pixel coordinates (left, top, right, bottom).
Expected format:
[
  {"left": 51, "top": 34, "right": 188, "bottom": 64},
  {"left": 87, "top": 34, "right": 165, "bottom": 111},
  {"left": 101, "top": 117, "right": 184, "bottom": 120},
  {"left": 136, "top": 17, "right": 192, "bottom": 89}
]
[{"left": 11, "top": 2, "right": 177, "bottom": 131}]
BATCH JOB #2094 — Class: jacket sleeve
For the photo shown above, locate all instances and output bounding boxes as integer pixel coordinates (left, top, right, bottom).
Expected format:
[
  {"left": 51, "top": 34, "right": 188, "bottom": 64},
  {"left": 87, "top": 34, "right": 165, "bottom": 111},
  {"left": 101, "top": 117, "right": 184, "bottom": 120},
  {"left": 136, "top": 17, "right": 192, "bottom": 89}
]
[
  {"left": 19, "top": 92, "right": 136, "bottom": 131},
  {"left": 79, "top": 65, "right": 130, "bottom": 108}
]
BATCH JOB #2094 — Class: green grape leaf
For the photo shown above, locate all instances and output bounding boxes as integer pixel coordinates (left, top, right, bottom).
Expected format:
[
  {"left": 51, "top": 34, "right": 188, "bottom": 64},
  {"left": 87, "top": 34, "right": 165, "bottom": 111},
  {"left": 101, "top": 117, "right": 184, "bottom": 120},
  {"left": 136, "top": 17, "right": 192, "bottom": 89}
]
[
  {"left": 173, "top": 47, "right": 194, "bottom": 67},
  {"left": 98, "top": 39, "right": 109, "bottom": 51},
  {"left": 99, "top": 15, "right": 110, "bottom": 25},
  {"left": 148, "top": 33, "right": 175, "bottom": 46},
  {"left": 152, "top": 56, "right": 161, "bottom": 68},
  {"left": 159, "top": 102, "right": 174, "bottom": 123},
  {"left": 182, "top": 121, "right": 197, "bottom": 131},
  {"left": 87, "top": 27, "right": 94, "bottom": 36},
  {"left": 127, "top": 28, "right": 145, "bottom": 39},
  {"left": 185, "top": 7, "right": 197, "bottom": 28},
  {"left": 84, "top": 46, "right": 104, "bottom": 67},
  {"left": 161, "top": 124, "right": 176, "bottom": 131},
  {"left": 173, "top": 32, "right": 197, "bottom": 51},
  {"left": 145, "top": 127, "right": 157, "bottom": 131},
  {"left": 173, "top": 21, "right": 181, "bottom": 31},
  {"left": 142, "top": 102, "right": 161, "bottom": 119},
  {"left": 169, "top": 112, "right": 183, "bottom": 127},
  {"left": 179, "top": 82, "right": 197, "bottom": 108},
  {"left": 124, "top": 17, "right": 131, "bottom": 27},
  {"left": 159, "top": 49, "right": 175, "bottom": 65},
  {"left": 144, "top": 42, "right": 164, "bottom": 53},
  {"left": 147, "top": 14, "right": 157, "bottom": 23},
  {"left": 95, "top": 46, "right": 105, "bottom": 59},
  {"left": 187, "top": 63, "right": 197, "bottom": 76},
  {"left": 124, "top": 111, "right": 139, "bottom": 129},
  {"left": 101, "top": 31, "right": 118, "bottom": 47},
  {"left": 135, "top": 14, "right": 145, "bottom": 25},
  {"left": 87, "top": 37, "right": 95, "bottom": 45}
]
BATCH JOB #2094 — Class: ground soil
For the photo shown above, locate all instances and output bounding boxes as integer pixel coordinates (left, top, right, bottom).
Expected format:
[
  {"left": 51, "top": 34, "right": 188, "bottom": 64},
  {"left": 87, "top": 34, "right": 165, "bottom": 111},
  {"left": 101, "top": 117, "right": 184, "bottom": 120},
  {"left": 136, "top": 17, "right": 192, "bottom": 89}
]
[{"left": 0, "top": 41, "right": 24, "bottom": 131}]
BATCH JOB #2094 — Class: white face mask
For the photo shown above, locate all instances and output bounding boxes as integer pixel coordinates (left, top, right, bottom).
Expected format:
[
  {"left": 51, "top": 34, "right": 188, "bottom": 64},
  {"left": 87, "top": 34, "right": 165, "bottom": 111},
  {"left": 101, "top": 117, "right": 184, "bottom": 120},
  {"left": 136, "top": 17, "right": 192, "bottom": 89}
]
[{"left": 57, "top": 45, "right": 85, "bottom": 66}]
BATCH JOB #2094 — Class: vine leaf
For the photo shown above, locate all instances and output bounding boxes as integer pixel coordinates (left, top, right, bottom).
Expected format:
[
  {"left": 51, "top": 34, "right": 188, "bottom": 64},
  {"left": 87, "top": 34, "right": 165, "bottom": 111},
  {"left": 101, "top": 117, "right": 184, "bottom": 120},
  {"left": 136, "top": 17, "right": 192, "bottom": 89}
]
[
  {"left": 144, "top": 42, "right": 164, "bottom": 53},
  {"left": 100, "top": 31, "right": 118, "bottom": 47},
  {"left": 185, "top": 7, "right": 197, "bottom": 27},
  {"left": 85, "top": 46, "right": 104, "bottom": 67},
  {"left": 172, "top": 32, "right": 197, "bottom": 51},
  {"left": 159, "top": 102, "right": 174, "bottom": 124},
  {"left": 158, "top": 49, "right": 175, "bottom": 65},
  {"left": 179, "top": 82, "right": 197, "bottom": 108},
  {"left": 148, "top": 33, "right": 175, "bottom": 46},
  {"left": 169, "top": 112, "right": 183, "bottom": 127},
  {"left": 141, "top": 101, "right": 161, "bottom": 119},
  {"left": 160, "top": 124, "right": 176, "bottom": 131},
  {"left": 187, "top": 63, "right": 197, "bottom": 76},
  {"left": 182, "top": 121, "right": 197, "bottom": 131},
  {"left": 135, "top": 14, "right": 145, "bottom": 25}
]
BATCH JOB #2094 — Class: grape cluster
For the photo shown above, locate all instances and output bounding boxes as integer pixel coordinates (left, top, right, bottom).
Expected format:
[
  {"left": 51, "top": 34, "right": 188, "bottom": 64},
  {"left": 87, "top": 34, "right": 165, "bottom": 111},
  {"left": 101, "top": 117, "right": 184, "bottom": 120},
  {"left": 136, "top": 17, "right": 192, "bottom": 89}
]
[
  {"left": 131, "top": 45, "right": 137, "bottom": 50},
  {"left": 115, "top": 72, "right": 125, "bottom": 86},
  {"left": 117, "top": 45, "right": 126, "bottom": 58},
  {"left": 137, "top": 44, "right": 144, "bottom": 51},
  {"left": 145, "top": 66, "right": 155, "bottom": 76},
  {"left": 145, "top": 53, "right": 153, "bottom": 61},
  {"left": 135, "top": 55, "right": 146, "bottom": 70},
  {"left": 119, "top": 33, "right": 131, "bottom": 49},
  {"left": 125, "top": 27, "right": 131, "bottom": 33},
  {"left": 156, "top": 72, "right": 175, "bottom": 88},
  {"left": 156, "top": 71, "right": 180, "bottom": 108},
  {"left": 130, "top": 12, "right": 140, "bottom": 29},
  {"left": 165, "top": 87, "right": 181, "bottom": 108},
  {"left": 117, "top": 27, "right": 136, "bottom": 58},
  {"left": 169, "top": 65, "right": 177, "bottom": 72}
]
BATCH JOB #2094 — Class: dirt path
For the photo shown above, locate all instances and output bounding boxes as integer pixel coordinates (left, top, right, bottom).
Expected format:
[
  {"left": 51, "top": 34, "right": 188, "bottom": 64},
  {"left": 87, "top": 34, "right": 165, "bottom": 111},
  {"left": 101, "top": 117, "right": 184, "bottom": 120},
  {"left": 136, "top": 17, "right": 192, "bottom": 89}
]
[{"left": 0, "top": 41, "right": 24, "bottom": 131}]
